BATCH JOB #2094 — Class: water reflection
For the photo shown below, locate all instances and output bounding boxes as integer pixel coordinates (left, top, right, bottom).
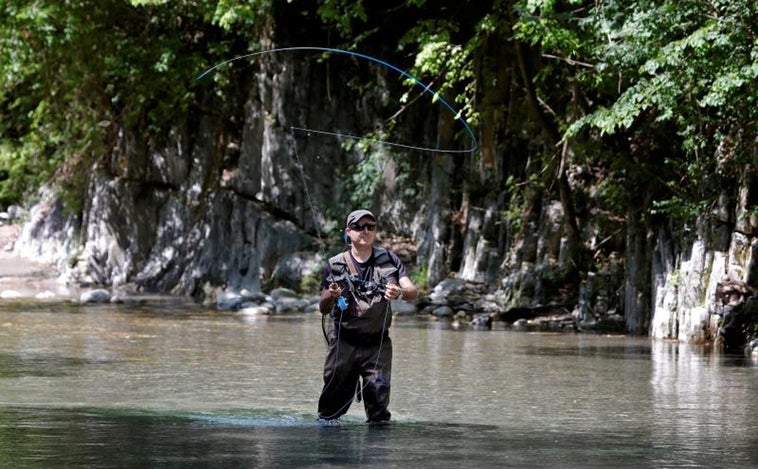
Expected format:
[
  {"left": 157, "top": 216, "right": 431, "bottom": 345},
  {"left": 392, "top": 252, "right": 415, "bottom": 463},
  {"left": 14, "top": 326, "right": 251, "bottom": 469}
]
[
  {"left": 0, "top": 304, "right": 756, "bottom": 467},
  {"left": 649, "top": 341, "right": 758, "bottom": 467},
  {"left": 0, "top": 407, "right": 671, "bottom": 468}
]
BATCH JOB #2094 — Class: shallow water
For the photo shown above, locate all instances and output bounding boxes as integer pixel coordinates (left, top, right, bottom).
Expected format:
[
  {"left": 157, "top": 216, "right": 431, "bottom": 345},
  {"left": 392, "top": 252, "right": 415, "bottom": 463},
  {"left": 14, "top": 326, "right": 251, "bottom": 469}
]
[{"left": 0, "top": 300, "right": 756, "bottom": 467}]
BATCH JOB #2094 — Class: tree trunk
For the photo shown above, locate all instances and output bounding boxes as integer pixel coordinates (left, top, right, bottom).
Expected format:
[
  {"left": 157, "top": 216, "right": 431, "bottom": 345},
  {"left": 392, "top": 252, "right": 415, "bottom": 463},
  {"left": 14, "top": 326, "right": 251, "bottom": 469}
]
[
  {"left": 510, "top": 7, "right": 582, "bottom": 272},
  {"left": 425, "top": 111, "right": 456, "bottom": 287},
  {"left": 624, "top": 203, "right": 652, "bottom": 335}
]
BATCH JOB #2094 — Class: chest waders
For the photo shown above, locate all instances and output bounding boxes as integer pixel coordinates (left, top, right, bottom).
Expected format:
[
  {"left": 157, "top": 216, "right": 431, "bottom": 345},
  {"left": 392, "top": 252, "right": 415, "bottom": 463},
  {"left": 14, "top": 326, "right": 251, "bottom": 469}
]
[{"left": 318, "top": 248, "right": 398, "bottom": 422}]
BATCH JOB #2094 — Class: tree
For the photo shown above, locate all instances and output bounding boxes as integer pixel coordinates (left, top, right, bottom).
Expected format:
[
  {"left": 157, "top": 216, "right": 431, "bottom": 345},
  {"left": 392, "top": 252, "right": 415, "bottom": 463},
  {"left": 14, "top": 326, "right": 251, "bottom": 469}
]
[{"left": 0, "top": 0, "right": 243, "bottom": 210}]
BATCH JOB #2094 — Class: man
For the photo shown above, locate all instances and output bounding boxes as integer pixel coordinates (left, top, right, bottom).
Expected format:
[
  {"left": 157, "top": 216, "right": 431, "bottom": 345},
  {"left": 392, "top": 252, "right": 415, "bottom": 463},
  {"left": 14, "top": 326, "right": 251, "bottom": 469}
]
[{"left": 317, "top": 209, "right": 418, "bottom": 423}]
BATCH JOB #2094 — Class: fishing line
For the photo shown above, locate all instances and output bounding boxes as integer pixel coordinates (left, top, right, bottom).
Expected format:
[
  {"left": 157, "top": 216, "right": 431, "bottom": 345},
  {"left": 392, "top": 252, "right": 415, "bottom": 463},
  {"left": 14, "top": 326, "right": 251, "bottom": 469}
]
[
  {"left": 290, "top": 129, "right": 332, "bottom": 342},
  {"left": 290, "top": 133, "right": 325, "bottom": 243},
  {"left": 197, "top": 46, "right": 478, "bottom": 154},
  {"left": 290, "top": 126, "right": 396, "bottom": 422},
  {"left": 289, "top": 126, "right": 470, "bottom": 154},
  {"left": 202, "top": 47, "right": 420, "bottom": 422},
  {"left": 292, "top": 129, "right": 367, "bottom": 421},
  {"left": 290, "top": 130, "right": 340, "bottom": 346}
]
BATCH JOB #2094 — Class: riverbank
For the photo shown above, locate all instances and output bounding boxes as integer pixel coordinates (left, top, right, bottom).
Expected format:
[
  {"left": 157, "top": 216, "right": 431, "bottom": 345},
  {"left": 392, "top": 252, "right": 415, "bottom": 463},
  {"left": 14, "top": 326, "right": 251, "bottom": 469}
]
[
  {"left": 0, "top": 223, "right": 69, "bottom": 299},
  {"left": 0, "top": 222, "right": 578, "bottom": 328}
]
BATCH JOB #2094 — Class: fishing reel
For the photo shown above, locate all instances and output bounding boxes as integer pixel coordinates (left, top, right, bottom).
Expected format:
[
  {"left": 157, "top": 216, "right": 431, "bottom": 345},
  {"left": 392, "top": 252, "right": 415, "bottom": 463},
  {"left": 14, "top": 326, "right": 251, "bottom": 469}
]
[
  {"left": 329, "top": 273, "right": 387, "bottom": 297},
  {"left": 348, "top": 275, "right": 387, "bottom": 296}
]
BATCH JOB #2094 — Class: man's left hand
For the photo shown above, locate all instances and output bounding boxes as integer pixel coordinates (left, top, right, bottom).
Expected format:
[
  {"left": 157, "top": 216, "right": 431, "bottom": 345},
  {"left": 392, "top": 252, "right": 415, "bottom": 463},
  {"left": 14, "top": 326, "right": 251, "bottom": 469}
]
[{"left": 384, "top": 284, "right": 402, "bottom": 301}]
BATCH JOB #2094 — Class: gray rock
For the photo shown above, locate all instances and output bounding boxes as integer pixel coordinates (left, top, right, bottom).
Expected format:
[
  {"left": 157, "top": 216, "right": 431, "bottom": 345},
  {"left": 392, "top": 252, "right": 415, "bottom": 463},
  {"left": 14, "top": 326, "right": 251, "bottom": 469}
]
[
  {"left": 391, "top": 299, "right": 418, "bottom": 316},
  {"left": 217, "top": 291, "right": 245, "bottom": 310},
  {"left": 275, "top": 297, "right": 309, "bottom": 314},
  {"left": 80, "top": 289, "right": 111, "bottom": 304},
  {"left": 270, "top": 287, "right": 298, "bottom": 300},
  {"left": 432, "top": 305, "right": 453, "bottom": 318}
]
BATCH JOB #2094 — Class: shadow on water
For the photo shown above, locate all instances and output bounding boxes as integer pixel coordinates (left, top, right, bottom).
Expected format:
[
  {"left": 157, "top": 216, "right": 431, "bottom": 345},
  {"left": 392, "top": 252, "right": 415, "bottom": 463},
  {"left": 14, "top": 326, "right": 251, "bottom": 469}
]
[
  {"left": 515, "top": 344, "right": 654, "bottom": 360},
  {"left": 0, "top": 297, "right": 209, "bottom": 318},
  {"left": 0, "top": 353, "right": 116, "bottom": 378},
  {"left": 0, "top": 406, "right": 701, "bottom": 468}
]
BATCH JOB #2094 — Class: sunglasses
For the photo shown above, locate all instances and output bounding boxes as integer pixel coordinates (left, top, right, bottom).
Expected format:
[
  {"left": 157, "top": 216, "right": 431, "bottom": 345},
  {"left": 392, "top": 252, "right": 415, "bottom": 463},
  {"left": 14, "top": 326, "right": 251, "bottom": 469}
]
[{"left": 349, "top": 222, "right": 377, "bottom": 232}]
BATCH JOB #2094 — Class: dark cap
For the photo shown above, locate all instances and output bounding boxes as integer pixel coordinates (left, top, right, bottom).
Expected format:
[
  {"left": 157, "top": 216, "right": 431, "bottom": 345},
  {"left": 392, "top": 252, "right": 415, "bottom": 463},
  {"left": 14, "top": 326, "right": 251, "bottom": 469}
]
[{"left": 346, "top": 209, "right": 376, "bottom": 228}]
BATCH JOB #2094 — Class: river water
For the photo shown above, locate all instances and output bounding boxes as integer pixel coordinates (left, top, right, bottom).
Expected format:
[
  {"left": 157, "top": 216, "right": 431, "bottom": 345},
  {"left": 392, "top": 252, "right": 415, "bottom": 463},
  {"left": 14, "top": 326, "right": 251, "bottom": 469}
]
[{"left": 0, "top": 299, "right": 755, "bottom": 468}]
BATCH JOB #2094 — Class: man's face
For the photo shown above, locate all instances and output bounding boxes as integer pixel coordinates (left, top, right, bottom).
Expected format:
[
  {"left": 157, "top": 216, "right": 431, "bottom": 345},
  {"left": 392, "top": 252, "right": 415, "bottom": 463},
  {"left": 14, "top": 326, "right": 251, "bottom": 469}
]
[{"left": 346, "top": 216, "right": 377, "bottom": 247}]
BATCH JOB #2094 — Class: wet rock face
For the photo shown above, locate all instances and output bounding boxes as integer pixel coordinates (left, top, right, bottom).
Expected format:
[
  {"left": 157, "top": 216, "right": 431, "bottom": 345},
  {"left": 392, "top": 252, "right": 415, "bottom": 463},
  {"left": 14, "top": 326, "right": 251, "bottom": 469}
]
[
  {"left": 714, "top": 279, "right": 758, "bottom": 352},
  {"left": 14, "top": 54, "right": 337, "bottom": 298}
]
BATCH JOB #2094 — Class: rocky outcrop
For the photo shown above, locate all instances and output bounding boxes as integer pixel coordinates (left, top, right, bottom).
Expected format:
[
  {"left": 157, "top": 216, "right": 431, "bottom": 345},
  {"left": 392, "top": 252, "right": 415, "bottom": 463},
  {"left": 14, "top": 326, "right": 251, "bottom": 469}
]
[
  {"left": 651, "top": 230, "right": 758, "bottom": 344},
  {"left": 650, "top": 175, "right": 758, "bottom": 348},
  {"left": 9, "top": 24, "right": 758, "bottom": 353}
]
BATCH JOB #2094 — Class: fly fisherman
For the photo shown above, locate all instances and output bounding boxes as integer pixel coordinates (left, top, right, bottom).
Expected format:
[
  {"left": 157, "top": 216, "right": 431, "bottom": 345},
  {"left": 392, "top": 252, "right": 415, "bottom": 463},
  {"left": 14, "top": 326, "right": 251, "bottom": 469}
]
[{"left": 317, "top": 209, "right": 418, "bottom": 423}]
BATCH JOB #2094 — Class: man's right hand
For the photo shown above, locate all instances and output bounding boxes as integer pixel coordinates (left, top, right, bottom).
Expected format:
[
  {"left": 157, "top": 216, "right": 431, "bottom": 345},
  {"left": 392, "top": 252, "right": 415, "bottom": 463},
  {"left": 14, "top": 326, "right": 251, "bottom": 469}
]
[{"left": 328, "top": 282, "right": 342, "bottom": 298}]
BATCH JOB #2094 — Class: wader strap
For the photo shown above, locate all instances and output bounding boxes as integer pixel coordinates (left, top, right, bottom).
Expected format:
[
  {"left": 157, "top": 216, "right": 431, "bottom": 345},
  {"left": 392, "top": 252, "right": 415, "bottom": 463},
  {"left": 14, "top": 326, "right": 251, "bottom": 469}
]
[
  {"left": 343, "top": 251, "right": 359, "bottom": 276},
  {"left": 341, "top": 251, "right": 371, "bottom": 315},
  {"left": 339, "top": 251, "right": 360, "bottom": 309}
]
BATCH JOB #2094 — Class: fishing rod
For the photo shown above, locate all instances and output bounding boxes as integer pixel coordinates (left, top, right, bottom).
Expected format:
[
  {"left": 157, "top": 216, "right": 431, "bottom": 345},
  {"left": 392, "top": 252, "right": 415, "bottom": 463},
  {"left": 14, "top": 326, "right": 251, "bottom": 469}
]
[{"left": 201, "top": 46, "right": 452, "bottom": 421}]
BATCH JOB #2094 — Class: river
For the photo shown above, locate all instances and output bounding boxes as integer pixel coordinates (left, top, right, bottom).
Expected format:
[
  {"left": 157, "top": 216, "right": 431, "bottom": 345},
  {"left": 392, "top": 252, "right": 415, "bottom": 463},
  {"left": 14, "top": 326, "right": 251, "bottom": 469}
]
[{"left": 0, "top": 299, "right": 755, "bottom": 467}]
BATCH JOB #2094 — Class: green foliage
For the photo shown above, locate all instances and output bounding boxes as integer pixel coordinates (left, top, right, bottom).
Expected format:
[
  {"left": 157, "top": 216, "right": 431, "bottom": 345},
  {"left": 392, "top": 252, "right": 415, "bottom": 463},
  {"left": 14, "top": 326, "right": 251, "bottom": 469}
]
[
  {"left": 572, "top": 6, "right": 751, "bottom": 135},
  {"left": 316, "top": 0, "right": 367, "bottom": 36},
  {"left": 344, "top": 146, "right": 387, "bottom": 207},
  {"left": 408, "top": 264, "right": 429, "bottom": 291},
  {"left": 514, "top": 0, "right": 585, "bottom": 54},
  {"left": 210, "top": 0, "right": 271, "bottom": 29},
  {"left": 569, "top": 1, "right": 758, "bottom": 140},
  {"left": 501, "top": 175, "right": 529, "bottom": 234},
  {"left": 299, "top": 267, "right": 323, "bottom": 294},
  {"left": 666, "top": 269, "right": 681, "bottom": 288},
  {"left": 513, "top": 0, "right": 598, "bottom": 106},
  {"left": 398, "top": 17, "right": 480, "bottom": 131},
  {"left": 0, "top": 0, "right": 252, "bottom": 209},
  {"left": 0, "top": 0, "right": 109, "bottom": 207},
  {"left": 516, "top": 0, "right": 758, "bottom": 237},
  {"left": 0, "top": 136, "right": 51, "bottom": 206}
]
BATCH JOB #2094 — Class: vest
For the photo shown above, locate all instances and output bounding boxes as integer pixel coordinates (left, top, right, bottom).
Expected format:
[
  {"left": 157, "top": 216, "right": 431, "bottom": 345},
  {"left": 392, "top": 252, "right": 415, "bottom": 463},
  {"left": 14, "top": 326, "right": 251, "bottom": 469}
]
[{"left": 326, "top": 247, "right": 399, "bottom": 340}]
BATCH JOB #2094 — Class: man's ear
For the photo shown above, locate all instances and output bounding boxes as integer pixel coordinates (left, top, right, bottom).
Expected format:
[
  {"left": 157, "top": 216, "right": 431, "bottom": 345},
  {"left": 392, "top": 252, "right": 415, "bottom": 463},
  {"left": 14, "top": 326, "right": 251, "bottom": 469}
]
[{"left": 343, "top": 232, "right": 351, "bottom": 245}]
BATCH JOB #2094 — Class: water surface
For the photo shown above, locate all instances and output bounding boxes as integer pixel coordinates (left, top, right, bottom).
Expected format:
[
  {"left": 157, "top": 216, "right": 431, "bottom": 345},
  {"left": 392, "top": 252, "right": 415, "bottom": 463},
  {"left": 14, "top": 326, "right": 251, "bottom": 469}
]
[{"left": 0, "top": 300, "right": 755, "bottom": 467}]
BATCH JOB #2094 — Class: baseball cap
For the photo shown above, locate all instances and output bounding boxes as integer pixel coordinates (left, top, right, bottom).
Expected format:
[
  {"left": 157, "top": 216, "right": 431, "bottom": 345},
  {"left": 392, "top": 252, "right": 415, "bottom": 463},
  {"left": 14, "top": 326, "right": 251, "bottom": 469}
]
[{"left": 345, "top": 209, "right": 376, "bottom": 228}]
